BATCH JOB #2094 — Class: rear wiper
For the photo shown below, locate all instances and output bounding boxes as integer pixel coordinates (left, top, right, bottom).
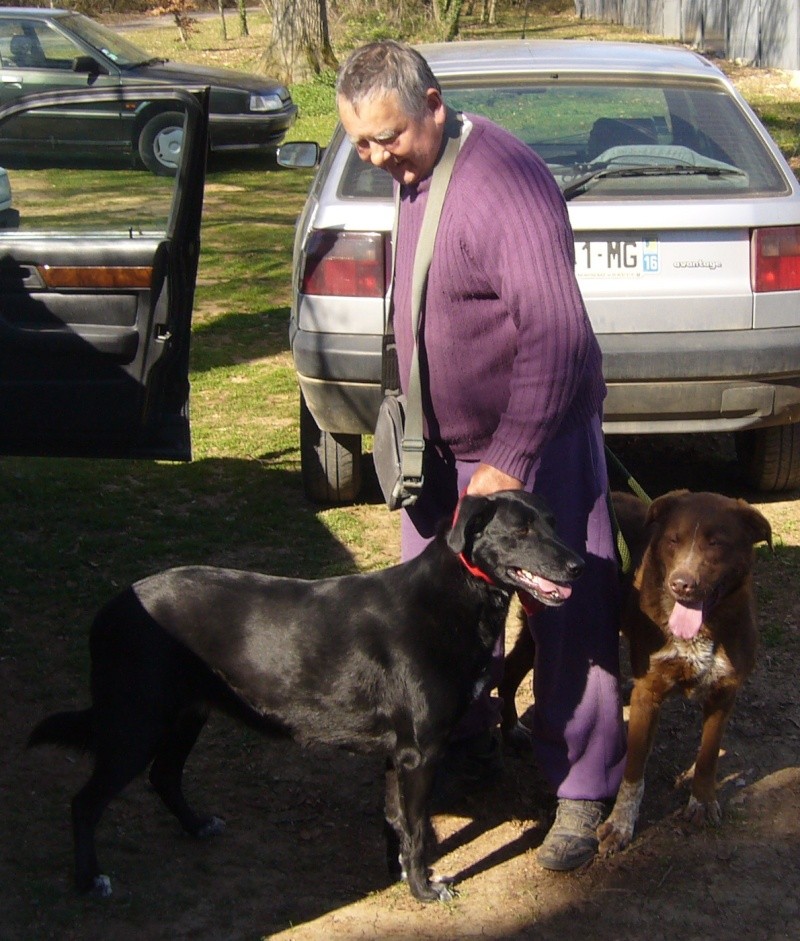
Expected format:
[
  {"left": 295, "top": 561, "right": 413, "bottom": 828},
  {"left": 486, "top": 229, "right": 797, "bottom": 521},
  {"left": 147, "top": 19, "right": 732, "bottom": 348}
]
[{"left": 562, "top": 164, "right": 747, "bottom": 201}]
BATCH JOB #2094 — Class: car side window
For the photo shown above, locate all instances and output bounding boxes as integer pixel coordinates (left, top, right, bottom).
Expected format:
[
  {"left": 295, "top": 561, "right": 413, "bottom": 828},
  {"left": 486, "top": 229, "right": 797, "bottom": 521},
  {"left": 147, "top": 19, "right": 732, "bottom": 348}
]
[
  {"left": 0, "top": 98, "right": 183, "bottom": 236},
  {"left": 6, "top": 29, "right": 46, "bottom": 69},
  {"left": 12, "top": 21, "right": 82, "bottom": 70},
  {"left": 0, "top": 20, "right": 83, "bottom": 70},
  {"left": 28, "top": 21, "right": 85, "bottom": 70}
]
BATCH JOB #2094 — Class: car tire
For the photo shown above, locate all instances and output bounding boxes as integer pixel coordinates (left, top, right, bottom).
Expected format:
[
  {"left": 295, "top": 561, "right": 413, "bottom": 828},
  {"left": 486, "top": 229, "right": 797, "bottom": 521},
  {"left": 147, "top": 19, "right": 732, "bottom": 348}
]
[
  {"left": 735, "top": 423, "right": 800, "bottom": 492},
  {"left": 299, "top": 394, "right": 362, "bottom": 504},
  {"left": 138, "top": 111, "right": 184, "bottom": 176}
]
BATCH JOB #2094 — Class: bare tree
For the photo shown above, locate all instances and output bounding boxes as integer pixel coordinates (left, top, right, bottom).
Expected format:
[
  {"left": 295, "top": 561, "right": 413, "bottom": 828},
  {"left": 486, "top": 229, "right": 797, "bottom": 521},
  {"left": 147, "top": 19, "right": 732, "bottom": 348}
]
[
  {"left": 149, "top": 0, "right": 198, "bottom": 44},
  {"left": 262, "top": 0, "right": 337, "bottom": 84},
  {"left": 217, "top": 0, "right": 228, "bottom": 40},
  {"left": 237, "top": 0, "right": 250, "bottom": 36},
  {"left": 431, "top": 0, "right": 464, "bottom": 41}
]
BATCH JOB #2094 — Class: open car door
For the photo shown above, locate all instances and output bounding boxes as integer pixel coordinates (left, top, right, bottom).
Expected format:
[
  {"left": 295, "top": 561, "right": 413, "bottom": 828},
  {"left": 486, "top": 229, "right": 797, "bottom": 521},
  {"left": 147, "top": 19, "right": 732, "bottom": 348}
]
[{"left": 0, "top": 85, "right": 208, "bottom": 459}]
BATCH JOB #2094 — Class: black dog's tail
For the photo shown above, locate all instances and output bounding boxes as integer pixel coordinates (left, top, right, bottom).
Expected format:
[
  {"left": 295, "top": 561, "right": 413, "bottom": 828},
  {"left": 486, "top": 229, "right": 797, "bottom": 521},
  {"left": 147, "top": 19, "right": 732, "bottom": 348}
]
[{"left": 27, "top": 709, "right": 95, "bottom": 753}]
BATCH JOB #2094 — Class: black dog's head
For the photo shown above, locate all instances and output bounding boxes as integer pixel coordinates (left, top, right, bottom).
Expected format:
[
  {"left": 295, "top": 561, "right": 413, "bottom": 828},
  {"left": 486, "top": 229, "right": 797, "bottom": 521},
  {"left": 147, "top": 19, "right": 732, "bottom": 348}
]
[{"left": 446, "top": 490, "right": 584, "bottom": 606}]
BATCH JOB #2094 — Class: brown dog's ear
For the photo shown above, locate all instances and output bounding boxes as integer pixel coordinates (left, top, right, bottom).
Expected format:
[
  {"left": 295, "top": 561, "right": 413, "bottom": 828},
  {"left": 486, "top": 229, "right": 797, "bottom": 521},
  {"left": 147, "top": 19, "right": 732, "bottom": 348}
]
[
  {"left": 446, "top": 494, "right": 496, "bottom": 555},
  {"left": 736, "top": 500, "right": 773, "bottom": 550},
  {"left": 645, "top": 489, "right": 690, "bottom": 527}
]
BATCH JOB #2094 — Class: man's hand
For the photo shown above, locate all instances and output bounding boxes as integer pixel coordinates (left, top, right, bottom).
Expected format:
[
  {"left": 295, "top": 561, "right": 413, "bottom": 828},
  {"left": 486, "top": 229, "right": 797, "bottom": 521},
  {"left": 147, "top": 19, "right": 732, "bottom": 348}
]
[{"left": 466, "top": 463, "right": 523, "bottom": 496}]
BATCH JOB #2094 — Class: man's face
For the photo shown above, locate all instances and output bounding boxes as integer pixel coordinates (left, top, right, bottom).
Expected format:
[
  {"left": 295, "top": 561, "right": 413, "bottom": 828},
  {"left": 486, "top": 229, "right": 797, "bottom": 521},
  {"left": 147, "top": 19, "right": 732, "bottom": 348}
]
[{"left": 337, "top": 88, "right": 446, "bottom": 186}]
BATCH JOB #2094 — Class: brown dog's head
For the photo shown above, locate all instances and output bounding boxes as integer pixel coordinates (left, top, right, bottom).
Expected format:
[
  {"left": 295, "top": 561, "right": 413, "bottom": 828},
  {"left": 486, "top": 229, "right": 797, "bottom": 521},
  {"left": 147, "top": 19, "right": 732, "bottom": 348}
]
[{"left": 644, "top": 490, "right": 772, "bottom": 638}]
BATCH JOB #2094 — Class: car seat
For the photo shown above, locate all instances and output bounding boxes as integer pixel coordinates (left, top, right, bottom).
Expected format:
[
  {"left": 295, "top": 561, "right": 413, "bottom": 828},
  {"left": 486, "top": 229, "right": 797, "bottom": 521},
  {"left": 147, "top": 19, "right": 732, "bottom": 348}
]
[
  {"left": 587, "top": 117, "right": 656, "bottom": 161},
  {"left": 10, "top": 34, "right": 44, "bottom": 68}
]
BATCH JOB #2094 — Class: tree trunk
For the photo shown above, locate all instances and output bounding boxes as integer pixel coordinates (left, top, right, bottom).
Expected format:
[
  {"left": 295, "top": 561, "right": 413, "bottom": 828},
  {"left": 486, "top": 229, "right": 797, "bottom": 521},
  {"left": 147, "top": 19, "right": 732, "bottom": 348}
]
[
  {"left": 262, "top": 0, "right": 338, "bottom": 84},
  {"left": 431, "top": 0, "right": 464, "bottom": 40},
  {"left": 237, "top": 0, "right": 249, "bottom": 36},
  {"left": 217, "top": 0, "right": 227, "bottom": 40}
]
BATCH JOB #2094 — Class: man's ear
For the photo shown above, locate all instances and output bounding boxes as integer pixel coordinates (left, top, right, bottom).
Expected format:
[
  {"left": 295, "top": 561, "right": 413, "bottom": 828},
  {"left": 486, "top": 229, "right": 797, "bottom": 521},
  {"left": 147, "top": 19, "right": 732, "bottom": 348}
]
[{"left": 426, "top": 87, "right": 446, "bottom": 124}]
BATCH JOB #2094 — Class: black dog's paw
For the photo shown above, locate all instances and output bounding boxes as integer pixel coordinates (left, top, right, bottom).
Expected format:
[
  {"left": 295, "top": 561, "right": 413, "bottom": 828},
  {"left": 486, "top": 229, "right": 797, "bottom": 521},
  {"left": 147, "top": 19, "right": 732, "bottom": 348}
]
[
  {"left": 430, "top": 875, "right": 457, "bottom": 902},
  {"left": 196, "top": 816, "right": 226, "bottom": 839},
  {"left": 91, "top": 874, "right": 112, "bottom": 898},
  {"left": 502, "top": 720, "right": 533, "bottom": 755}
]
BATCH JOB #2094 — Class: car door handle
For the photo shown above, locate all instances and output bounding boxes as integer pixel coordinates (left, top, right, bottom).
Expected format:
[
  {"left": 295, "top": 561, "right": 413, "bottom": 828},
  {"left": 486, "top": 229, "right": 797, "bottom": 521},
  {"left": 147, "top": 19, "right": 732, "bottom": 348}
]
[
  {"left": 0, "top": 265, "right": 45, "bottom": 290},
  {"left": 1, "top": 74, "right": 23, "bottom": 85}
]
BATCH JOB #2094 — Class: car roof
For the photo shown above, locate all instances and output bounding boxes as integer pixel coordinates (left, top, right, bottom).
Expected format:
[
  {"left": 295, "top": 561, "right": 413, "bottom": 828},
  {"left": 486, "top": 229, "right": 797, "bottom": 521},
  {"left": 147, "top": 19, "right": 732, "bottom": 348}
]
[
  {"left": 417, "top": 39, "right": 723, "bottom": 82},
  {"left": 0, "top": 7, "right": 70, "bottom": 17}
]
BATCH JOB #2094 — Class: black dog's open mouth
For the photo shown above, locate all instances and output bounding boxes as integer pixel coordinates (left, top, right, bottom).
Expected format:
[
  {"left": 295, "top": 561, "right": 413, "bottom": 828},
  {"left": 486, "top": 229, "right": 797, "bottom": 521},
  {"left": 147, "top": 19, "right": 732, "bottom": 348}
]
[{"left": 508, "top": 568, "right": 574, "bottom": 607}]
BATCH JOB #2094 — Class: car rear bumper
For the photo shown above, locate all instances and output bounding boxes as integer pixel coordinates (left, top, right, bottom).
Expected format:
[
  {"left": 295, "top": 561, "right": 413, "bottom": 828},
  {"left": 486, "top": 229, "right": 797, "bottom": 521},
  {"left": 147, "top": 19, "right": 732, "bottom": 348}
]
[
  {"left": 209, "top": 107, "right": 298, "bottom": 151},
  {"left": 601, "top": 327, "right": 800, "bottom": 432},
  {"left": 291, "top": 325, "right": 800, "bottom": 436},
  {"left": 291, "top": 326, "right": 382, "bottom": 434}
]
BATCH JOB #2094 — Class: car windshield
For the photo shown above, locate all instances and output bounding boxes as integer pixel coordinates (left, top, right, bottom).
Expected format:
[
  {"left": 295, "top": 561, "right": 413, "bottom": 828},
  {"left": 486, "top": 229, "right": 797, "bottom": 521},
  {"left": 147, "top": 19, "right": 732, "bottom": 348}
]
[
  {"left": 60, "top": 12, "right": 155, "bottom": 68},
  {"left": 339, "top": 76, "right": 790, "bottom": 200}
]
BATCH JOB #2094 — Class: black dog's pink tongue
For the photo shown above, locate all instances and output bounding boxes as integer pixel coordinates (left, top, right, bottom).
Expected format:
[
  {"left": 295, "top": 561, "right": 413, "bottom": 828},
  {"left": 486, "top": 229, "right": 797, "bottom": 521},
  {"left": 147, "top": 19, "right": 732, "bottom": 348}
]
[{"left": 668, "top": 601, "right": 703, "bottom": 639}]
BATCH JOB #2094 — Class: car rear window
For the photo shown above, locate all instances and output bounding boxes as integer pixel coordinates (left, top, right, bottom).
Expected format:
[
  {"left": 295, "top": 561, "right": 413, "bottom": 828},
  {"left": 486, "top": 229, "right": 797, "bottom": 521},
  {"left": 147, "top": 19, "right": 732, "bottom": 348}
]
[{"left": 339, "top": 77, "right": 790, "bottom": 200}]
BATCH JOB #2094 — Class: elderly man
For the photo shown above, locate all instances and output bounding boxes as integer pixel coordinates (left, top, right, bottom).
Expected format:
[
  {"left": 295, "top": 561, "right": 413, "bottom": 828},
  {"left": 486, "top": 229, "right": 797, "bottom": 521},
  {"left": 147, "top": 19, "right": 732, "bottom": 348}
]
[{"left": 336, "top": 40, "right": 626, "bottom": 871}]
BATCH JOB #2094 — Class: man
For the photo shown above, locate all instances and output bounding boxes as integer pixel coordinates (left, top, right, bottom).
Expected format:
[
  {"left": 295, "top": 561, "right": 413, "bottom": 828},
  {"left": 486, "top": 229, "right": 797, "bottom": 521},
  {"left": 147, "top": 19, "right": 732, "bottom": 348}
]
[{"left": 336, "top": 40, "right": 626, "bottom": 871}]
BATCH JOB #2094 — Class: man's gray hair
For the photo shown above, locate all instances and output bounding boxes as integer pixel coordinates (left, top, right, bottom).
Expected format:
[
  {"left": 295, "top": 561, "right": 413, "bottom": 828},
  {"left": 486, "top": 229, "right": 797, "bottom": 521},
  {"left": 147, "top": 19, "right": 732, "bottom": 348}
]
[{"left": 336, "top": 40, "right": 441, "bottom": 120}]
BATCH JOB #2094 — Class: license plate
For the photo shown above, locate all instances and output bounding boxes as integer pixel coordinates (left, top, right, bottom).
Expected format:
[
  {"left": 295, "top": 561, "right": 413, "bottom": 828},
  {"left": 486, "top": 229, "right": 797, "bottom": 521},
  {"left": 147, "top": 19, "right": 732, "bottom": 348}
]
[{"left": 575, "top": 238, "right": 659, "bottom": 277}]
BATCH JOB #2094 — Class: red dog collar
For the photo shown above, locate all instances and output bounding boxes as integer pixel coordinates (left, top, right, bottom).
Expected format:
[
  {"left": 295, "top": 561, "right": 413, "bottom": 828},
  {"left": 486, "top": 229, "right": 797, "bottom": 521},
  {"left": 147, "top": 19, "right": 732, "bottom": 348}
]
[{"left": 452, "top": 493, "right": 496, "bottom": 585}]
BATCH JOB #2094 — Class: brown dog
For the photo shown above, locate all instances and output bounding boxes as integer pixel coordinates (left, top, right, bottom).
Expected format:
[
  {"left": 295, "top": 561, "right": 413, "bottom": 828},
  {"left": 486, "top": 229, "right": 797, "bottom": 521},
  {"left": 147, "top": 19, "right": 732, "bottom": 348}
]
[{"left": 597, "top": 489, "right": 772, "bottom": 855}]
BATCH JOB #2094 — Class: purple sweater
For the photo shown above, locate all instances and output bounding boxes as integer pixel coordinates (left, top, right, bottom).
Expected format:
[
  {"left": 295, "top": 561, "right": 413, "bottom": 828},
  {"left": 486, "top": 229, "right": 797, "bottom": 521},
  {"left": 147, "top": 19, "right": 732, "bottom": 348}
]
[{"left": 392, "top": 114, "right": 606, "bottom": 483}]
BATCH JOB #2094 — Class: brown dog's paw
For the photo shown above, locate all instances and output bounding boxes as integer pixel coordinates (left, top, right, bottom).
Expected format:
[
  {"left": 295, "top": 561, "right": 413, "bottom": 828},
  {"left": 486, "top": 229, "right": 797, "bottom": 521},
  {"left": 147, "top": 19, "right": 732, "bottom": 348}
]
[
  {"left": 597, "top": 819, "right": 633, "bottom": 857},
  {"left": 682, "top": 794, "right": 722, "bottom": 828},
  {"left": 597, "top": 779, "right": 643, "bottom": 856}
]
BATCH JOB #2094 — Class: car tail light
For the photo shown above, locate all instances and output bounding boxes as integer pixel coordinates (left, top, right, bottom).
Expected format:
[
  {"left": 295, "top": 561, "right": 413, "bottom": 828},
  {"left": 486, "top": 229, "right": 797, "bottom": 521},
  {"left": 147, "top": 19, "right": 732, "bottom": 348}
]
[
  {"left": 752, "top": 226, "right": 800, "bottom": 292},
  {"left": 301, "top": 230, "right": 387, "bottom": 297}
]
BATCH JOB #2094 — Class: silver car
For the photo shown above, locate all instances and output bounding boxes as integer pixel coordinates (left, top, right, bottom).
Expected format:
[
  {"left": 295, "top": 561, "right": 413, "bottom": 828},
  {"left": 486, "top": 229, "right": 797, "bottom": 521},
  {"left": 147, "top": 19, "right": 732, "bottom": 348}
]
[{"left": 281, "top": 40, "right": 800, "bottom": 502}]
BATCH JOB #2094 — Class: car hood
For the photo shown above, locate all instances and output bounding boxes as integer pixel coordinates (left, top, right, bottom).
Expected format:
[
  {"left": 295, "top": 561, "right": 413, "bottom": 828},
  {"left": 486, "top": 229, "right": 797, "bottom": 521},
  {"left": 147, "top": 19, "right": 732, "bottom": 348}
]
[{"left": 126, "top": 60, "right": 288, "bottom": 96}]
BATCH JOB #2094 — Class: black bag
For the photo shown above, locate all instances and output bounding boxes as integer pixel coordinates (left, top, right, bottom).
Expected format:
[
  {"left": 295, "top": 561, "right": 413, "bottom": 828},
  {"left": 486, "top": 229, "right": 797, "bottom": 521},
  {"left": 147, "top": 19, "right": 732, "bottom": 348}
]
[{"left": 373, "top": 393, "right": 421, "bottom": 511}]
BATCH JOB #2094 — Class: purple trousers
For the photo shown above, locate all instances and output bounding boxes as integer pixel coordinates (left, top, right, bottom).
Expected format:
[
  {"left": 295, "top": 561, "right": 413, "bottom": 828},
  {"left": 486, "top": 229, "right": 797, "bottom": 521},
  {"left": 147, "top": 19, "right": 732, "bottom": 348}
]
[{"left": 401, "top": 413, "right": 626, "bottom": 801}]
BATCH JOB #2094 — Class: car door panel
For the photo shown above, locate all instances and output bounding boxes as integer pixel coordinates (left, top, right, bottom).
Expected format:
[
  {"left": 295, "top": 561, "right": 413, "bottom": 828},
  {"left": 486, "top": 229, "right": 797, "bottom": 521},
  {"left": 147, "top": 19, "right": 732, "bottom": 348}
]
[{"left": 0, "top": 85, "right": 208, "bottom": 459}]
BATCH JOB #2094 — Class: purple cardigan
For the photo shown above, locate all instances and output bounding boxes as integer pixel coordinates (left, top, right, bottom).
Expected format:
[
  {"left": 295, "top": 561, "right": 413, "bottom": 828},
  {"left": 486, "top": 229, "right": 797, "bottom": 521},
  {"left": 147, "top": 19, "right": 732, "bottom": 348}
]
[{"left": 392, "top": 114, "right": 606, "bottom": 483}]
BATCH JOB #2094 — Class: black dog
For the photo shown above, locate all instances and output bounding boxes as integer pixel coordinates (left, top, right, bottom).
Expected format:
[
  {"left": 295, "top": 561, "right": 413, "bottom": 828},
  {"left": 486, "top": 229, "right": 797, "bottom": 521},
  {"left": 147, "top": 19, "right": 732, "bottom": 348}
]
[{"left": 28, "top": 490, "right": 583, "bottom": 903}]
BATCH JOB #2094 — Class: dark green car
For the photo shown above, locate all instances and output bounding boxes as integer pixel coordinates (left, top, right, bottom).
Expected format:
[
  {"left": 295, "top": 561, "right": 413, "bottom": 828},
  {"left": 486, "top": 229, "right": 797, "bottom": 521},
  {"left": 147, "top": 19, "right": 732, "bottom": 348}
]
[{"left": 0, "top": 7, "right": 297, "bottom": 174}]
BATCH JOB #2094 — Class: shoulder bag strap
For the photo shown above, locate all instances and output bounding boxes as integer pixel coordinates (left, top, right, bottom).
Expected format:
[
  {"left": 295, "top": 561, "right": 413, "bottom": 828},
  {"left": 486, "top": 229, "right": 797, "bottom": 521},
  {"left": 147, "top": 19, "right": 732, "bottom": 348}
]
[{"left": 399, "top": 108, "right": 463, "bottom": 491}]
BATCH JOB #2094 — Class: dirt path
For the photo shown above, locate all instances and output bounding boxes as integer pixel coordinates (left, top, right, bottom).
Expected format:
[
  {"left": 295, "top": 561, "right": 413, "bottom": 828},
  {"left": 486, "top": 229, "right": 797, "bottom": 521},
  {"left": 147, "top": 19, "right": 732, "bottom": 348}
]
[{"left": 4, "top": 434, "right": 799, "bottom": 940}]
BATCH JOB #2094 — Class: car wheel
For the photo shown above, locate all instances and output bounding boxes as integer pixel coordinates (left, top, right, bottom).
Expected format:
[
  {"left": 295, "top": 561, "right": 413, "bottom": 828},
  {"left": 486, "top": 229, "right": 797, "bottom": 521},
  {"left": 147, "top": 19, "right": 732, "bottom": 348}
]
[
  {"left": 735, "top": 423, "right": 800, "bottom": 492},
  {"left": 299, "top": 394, "right": 362, "bottom": 503},
  {"left": 138, "top": 111, "right": 184, "bottom": 176}
]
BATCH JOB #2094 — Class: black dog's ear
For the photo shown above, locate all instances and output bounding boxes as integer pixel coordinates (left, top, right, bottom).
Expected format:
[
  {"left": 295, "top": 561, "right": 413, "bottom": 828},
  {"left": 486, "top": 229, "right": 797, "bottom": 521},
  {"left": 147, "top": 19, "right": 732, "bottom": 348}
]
[{"left": 446, "top": 494, "right": 497, "bottom": 554}]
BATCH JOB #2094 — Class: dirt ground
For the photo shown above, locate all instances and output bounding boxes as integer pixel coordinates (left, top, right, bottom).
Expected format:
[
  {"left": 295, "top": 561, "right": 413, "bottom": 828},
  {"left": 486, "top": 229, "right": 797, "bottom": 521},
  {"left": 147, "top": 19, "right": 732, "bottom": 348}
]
[{"left": 3, "top": 434, "right": 799, "bottom": 941}]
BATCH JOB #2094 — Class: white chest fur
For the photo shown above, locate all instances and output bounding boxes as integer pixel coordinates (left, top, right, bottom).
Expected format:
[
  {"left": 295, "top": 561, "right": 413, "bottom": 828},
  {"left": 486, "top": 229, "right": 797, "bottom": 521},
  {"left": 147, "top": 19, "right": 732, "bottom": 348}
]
[{"left": 651, "top": 633, "right": 734, "bottom": 698}]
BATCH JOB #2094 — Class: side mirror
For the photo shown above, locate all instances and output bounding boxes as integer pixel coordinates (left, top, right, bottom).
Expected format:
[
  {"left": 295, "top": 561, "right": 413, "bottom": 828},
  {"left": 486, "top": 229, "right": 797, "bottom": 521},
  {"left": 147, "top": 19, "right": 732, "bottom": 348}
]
[
  {"left": 277, "top": 141, "right": 322, "bottom": 169},
  {"left": 72, "top": 55, "right": 105, "bottom": 76}
]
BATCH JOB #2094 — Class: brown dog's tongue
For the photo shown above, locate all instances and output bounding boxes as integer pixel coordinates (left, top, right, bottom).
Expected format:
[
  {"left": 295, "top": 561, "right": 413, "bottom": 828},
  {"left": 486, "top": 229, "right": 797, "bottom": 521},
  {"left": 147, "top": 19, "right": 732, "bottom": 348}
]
[{"left": 668, "top": 601, "right": 703, "bottom": 639}]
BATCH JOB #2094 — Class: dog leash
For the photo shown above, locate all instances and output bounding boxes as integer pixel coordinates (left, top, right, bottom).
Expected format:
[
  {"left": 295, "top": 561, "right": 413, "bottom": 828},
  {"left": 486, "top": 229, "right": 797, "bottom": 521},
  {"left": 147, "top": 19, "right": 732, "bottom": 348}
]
[{"left": 604, "top": 444, "right": 652, "bottom": 576}]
